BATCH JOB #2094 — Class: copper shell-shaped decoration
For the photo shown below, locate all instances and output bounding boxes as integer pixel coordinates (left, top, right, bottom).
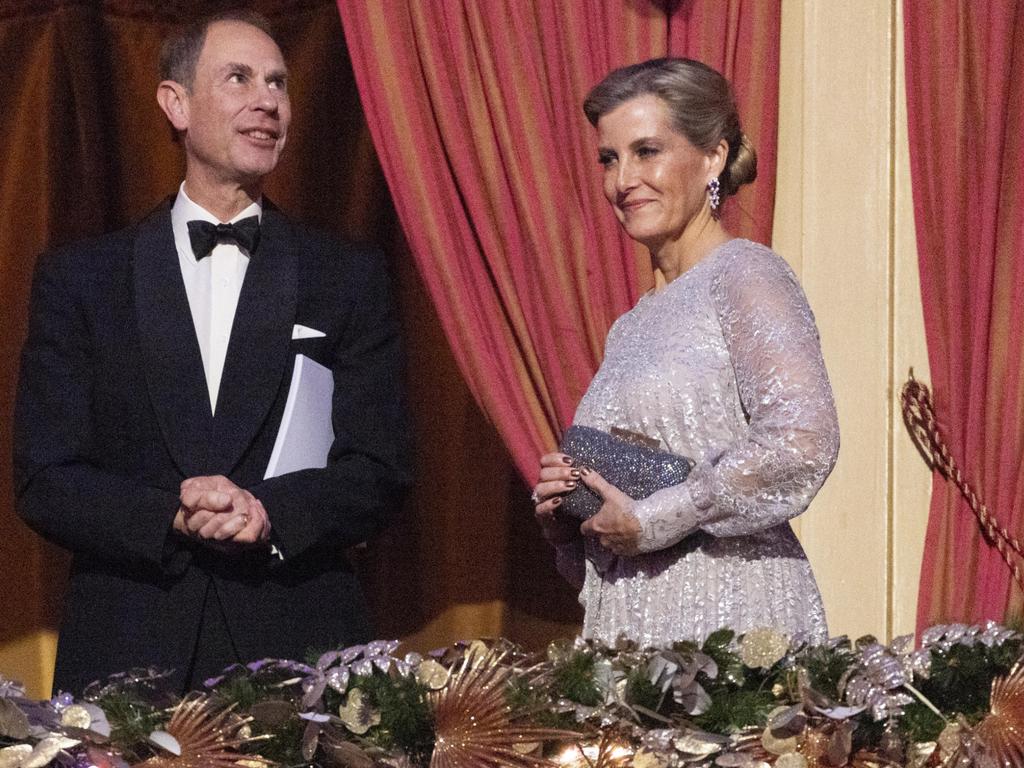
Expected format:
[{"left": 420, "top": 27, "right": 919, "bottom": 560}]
[
  {"left": 133, "top": 695, "right": 272, "bottom": 768},
  {"left": 428, "top": 646, "right": 579, "bottom": 768},
  {"left": 974, "top": 661, "right": 1024, "bottom": 767}
]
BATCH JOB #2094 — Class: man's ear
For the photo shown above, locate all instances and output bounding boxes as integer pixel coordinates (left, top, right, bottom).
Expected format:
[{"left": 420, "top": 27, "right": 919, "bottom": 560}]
[{"left": 157, "top": 80, "right": 189, "bottom": 132}]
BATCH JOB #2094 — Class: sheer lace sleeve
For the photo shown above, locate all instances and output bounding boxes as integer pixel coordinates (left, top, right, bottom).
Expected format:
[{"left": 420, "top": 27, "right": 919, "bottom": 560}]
[{"left": 632, "top": 247, "right": 839, "bottom": 552}]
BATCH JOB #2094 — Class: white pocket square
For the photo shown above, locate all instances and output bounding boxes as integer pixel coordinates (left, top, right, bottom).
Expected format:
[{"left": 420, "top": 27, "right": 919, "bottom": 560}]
[{"left": 292, "top": 324, "right": 326, "bottom": 340}]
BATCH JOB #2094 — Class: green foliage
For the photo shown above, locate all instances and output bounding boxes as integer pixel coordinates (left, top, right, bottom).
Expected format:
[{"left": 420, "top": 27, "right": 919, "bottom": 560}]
[
  {"left": 898, "top": 638, "right": 1023, "bottom": 743},
  {"left": 505, "top": 675, "right": 537, "bottom": 712},
  {"left": 551, "top": 651, "right": 603, "bottom": 707},
  {"left": 624, "top": 669, "right": 663, "bottom": 715},
  {"left": 986, "top": 636, "right": 1023, "bottom": 670},
  {"left": 355, "top": 673, "right": 434, "bottom": 762},
  {"left": 701, "top": 630, "right": 746, "bottom": 688},
  {"left": 701, "top": 630, "right": 737, "bottom": 667},
  {"left": 693, "top": 688, "right": 776, "bottom": 733},
  {"left": 921, "top": 645, "right": 994, "bottom": 716},
  {"left": 247, "top": 713, "right": 307, "bottom": 766},
  {"left": 506, "top": 675, "right": 577, "bottom": 730},
  {"left": 671, "top": 639, "right": 701, "bottom": 655},
  {"left": 899, "top": 701, "right": 946, "bottom": 743},
  {"left": 852, "top": 717, "right": 886, "bottom": 752},
  {"left": 799, "top": 641, "right": 855, "bottom": 700},
  {"left": 214, "top": 675, "right": 260, "bottom": 711},
  {"left": 9, "top": 628, "right": 1024, "bottom": 768},
  {"left": 93, "top": 692, "right": 163, "bottom": 763}
]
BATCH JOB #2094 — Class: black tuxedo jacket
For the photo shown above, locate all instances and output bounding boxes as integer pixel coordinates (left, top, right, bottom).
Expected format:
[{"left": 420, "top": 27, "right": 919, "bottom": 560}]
[{"left": 13, "top": 201, "right": 412, "bottom": 694}]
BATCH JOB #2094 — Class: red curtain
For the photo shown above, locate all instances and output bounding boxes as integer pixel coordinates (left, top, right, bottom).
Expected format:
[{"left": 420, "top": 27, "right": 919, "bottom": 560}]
[
  {"left": 337, "top": 0, "right": 780, "bottom": 481},
  {"left": 904, "top": 2, "right": 1024, "bottom": 629}
]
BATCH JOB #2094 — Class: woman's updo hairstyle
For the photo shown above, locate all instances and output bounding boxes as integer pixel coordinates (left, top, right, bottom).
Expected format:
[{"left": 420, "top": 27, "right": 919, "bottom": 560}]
[{"left": 583, "top": 58, "right": 757, "bottom": 199}]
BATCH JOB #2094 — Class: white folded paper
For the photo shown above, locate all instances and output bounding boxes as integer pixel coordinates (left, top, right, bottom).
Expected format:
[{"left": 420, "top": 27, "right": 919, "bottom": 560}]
[{"left": 264, "top": 354, "right": 335, "bottom": 478}]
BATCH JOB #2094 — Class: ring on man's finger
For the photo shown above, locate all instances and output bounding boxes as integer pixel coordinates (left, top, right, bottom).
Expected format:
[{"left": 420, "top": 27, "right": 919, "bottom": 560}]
[
  {"left": 530, "top": 489, "right": 541, "bottom": 505},
  {"left": 239, "top": 511, "right": 250, "bottom": 526}
]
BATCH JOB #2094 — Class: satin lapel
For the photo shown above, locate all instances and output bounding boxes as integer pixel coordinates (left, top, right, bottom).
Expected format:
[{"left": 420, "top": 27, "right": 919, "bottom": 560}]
[
  {"left": 133, "top": 204, "right": 213, "bottom": 477},
  {"left": 209, "top": 207, "right": 297, "bottom": 474}
]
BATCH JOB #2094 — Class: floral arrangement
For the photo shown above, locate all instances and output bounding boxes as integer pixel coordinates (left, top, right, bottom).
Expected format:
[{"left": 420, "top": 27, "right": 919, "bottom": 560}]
[{"left": 1, "top": 622, "right": 1023, "bottom": 768}]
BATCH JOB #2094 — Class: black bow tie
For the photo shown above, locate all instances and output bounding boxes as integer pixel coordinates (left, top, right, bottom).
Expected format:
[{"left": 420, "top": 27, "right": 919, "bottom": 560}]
[{"left": 187, "top": 216, "right": 260, "bottom": 260}]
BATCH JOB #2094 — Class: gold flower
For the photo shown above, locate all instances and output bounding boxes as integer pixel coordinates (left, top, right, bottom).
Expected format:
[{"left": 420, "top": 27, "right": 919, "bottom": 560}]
[
  {"left": 415, "top": 659, "right": 450, "bottom": 690},
  {"left": 739, "top": 628, "right": 790, "bottom": 669},
  {"left": 60, "top": 705, "right": 91, "bottom": 729},
  {"left": 337, "top": 688, "right": 381, "bottom": 735}
]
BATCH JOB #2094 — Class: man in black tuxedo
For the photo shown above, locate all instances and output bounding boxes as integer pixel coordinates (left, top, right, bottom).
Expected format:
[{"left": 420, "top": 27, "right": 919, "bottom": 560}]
[{"left": 13, "top": 11, "right": 411, "bottom": 694}]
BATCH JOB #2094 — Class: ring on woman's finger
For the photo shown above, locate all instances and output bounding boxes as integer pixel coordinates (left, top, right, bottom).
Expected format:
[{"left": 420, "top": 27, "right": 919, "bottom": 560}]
[{"left": 530, "top": 489, "right": 541, "bottom": 505}]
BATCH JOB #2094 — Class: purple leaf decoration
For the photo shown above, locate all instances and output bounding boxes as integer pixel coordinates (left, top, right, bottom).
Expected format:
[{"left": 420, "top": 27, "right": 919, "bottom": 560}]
[
  {"left": 301, "top": 677, "right": 327, "bottom": 709},
  {"left": 325, "top": 667, "right": 350, "bottom": 694},
  {"left": 351, "top": 659, "right": 373, "bottom": 677},
  {"left": 339, "top": 646, "right": 367, "bottom": 665},
  {"left": 316, "top": 651, "right": 341, "bottom": 670}
]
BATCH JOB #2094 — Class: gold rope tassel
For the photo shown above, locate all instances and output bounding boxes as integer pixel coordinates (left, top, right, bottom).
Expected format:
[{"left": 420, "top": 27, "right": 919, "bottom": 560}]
[{"left": 900, "top": 371, "right": 1024, "bottom": 595}]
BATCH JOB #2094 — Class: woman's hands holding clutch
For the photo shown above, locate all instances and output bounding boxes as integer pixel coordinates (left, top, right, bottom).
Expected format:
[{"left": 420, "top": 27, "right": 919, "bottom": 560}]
[
  {"left": 533, "top": 454, "right": 641, "bottom": 555},
  {"left": 578, "top": 467, "right": 642, "bottom": 556},
  {"left": 532, "top": 452, "right": 582, "bottom": 544}
]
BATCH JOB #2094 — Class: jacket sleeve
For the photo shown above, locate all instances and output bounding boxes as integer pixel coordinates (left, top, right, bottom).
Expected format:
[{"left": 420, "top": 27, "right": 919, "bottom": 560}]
[
  {"left": 248, "top": 245, "right": 413, "bottom": 560},
  {"left": 13, "top": 249, "right": 187, "bottom": 572}
]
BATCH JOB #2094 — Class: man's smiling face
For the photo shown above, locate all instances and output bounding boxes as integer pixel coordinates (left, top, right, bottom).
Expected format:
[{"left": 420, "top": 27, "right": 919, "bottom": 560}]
[{"left": 179, "top": 19, "right": 291, "bottom": 189}]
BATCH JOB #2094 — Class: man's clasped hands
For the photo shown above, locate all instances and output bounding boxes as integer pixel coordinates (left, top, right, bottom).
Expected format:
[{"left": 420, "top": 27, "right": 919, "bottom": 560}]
[{"left": 172, "top": 475, "right": 271, "bottom": 549}]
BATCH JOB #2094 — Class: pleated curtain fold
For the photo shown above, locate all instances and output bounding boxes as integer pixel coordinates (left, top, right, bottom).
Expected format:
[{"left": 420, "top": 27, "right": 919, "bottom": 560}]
[
  {"left": 338, "top": 0, "right": 781, "bottom": 482},
  {"left": 904, "top": 1, "right": 1024, "bottom": 630}
]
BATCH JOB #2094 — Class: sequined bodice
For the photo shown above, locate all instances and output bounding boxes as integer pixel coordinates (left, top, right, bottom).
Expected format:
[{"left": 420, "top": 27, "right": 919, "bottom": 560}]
[{"left": 556, "top": 239, "right": 838, "bottom": 647}]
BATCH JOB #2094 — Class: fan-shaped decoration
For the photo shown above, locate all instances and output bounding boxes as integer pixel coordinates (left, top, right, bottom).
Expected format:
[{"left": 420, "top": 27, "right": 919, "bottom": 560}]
[
  {"left": 428, "top": 647, "right": 578, "bottom": 768},
  {"left": 133, "top": 696, "right": 271, "bottom": 768},
  {"left": 975, "top": 661, "right": 1024, "bottom": 767}
]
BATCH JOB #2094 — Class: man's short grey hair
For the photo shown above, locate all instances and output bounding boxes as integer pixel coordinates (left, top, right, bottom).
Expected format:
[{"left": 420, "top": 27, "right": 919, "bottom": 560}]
[{"left": 158, "top": 10, "right": 279, "bottom": 90}]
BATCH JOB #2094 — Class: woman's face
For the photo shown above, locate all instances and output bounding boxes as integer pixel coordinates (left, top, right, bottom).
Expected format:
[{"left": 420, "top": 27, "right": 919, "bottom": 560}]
[{"left": 596, "top": 94, "right": 720, "bottom": 251}]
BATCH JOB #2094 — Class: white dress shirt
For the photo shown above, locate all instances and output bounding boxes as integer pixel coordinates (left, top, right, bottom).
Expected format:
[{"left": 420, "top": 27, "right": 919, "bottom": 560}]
[{"left": 171, "top": 184, "right": 261, "bottom": 414}]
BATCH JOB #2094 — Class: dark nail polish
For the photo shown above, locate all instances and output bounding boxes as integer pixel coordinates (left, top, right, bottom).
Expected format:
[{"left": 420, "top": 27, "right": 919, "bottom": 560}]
[
  {"left": 569, "top": 468, "right": 581, "bottom": 478},
  {"left": 552, "top": 497, "right": 562, "bottom": 506},
  {"left": 562, "top": 455, "right": 573, "bottom": 464},
  {"left": 580, "top": 466, "right": 591, "bottom": 476},
  {"left": 565, "top": 480, "right": 577, "bottom": 489}
]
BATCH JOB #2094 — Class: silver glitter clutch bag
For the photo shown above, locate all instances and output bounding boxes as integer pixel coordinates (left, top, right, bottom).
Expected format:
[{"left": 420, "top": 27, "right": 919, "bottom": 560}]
[{"left": 558, "top": 425, "right": 695, "bottom": 520}]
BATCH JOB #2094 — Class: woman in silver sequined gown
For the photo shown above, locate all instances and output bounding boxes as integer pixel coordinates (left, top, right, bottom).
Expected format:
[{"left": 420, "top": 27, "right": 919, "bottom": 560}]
[{"left": 532, "top": 59, "right": 838, "bottom": 648}]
